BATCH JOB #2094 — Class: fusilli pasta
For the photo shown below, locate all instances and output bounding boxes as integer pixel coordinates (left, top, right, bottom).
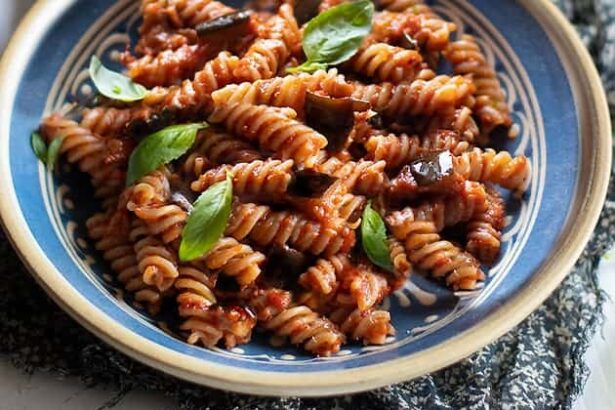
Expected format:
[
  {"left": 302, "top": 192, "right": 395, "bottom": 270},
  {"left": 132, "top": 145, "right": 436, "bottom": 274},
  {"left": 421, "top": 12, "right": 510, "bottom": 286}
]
[{"left": 39, "top": 0, "right": 532, "bottom": 356}]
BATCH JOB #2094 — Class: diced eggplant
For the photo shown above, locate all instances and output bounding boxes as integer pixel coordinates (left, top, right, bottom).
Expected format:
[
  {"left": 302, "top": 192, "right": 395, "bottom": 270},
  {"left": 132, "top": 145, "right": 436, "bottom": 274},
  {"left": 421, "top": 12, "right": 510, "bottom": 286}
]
[
  {"left": 398, "top": 32, "right": 419, "bottom": 50},
  {"left": 409, "top": 151, "right": 454, "bottom": 186},
  {"left": 196, "top": 10, "right": 253, "bottom": 37},
  {"left": 294, "top": 0, "right": 323, "bottom": 25},
  {"left": 264, "top": 246, "right": 313, "bottom": 288},
  {"left": 288, "top": 169, "right": 337, "bottom": 198},
  {"left": 305, "top": 92, "right": 370, "bottom": 152}
]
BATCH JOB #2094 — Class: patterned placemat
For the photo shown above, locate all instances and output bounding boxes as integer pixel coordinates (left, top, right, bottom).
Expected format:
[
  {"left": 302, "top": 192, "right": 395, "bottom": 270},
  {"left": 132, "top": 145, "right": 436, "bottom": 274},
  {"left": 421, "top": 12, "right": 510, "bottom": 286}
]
[{"left": 0, "top": 1, "right": 613, "bottom": 409}]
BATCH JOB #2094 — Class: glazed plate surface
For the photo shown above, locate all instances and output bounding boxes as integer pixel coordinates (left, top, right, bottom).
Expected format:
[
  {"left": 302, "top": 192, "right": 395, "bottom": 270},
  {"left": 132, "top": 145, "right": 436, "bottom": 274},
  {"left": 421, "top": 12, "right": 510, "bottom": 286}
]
[{"left": 0, "top": 0, "right": 610, "bottom": 396}]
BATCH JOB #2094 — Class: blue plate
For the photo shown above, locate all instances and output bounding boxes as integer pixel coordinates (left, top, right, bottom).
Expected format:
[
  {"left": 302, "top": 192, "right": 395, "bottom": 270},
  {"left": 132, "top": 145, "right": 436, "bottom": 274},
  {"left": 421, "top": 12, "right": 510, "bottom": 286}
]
[{"left": 0, "top": 0, "right": 610, "bottom": 396}]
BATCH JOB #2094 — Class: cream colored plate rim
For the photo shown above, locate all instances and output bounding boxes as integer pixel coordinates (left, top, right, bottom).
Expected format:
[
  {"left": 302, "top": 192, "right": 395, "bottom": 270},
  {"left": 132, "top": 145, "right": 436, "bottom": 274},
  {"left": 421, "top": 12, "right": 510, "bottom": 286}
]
[{"left": 0, "top": 0, "right": 610, "bottom": 397}]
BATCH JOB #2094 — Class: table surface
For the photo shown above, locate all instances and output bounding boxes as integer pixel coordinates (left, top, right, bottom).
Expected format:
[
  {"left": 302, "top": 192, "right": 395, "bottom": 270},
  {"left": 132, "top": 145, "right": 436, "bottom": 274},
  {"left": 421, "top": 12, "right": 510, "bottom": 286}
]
[{"left": 1, "top": 2, "right": 613, "bottom": 409}]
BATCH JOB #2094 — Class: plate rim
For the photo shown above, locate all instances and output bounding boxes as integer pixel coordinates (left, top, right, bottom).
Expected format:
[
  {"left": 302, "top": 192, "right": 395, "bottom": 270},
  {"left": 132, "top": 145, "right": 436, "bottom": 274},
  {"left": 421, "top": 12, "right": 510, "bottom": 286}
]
[{"left": 0, "top": 0, "right": 611, "bottom": 397}]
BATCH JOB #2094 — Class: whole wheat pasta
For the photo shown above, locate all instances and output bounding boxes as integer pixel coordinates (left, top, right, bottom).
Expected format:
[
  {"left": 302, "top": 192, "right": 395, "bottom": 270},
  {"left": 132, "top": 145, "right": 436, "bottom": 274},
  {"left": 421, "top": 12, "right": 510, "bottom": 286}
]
[
  {"left": 38, "top": 0, "right": 532, "bottom": 356},
  {"left": 349, "top": 42, "right": 431, "bottom": 83},
  {"left": 453, "top": 148, "right": 531, "bottom": 193},
  {"left": 87, "top": 213, "right": 163, "bottom": 314},
  {"left": 199, "top": 237, "right": 265, "bottom": 286},
  {"left": 226, "top": 203, "right": 356, "bottom": 257},
  {"left": 208, "top": 103, "right": 328, "bottom": 167},
  {"left": 127, "top": 44, "right": 211, "bottom": 88},
  {"left": 191, "top": 159, "right": 294, "bottom": 196},
  {"left": 365, "top": 130, "right": 470, "bottom": 170},
  {"left": 445, "top": 35, "right": 512, "bottom": 135},
  {"left": 130, "top": 219, "right": 180, "bottom": 292},
  {"left": 211, "top": 70, "right": 354, "bottom": 113},
  {"left": 248, "top": 288, "right": 345, "bottom": 356},
  {"left": 352, "top": 75, "right": 476, "bottom": 118},
  {"left": 41, "top": 114, "right": 127, "bottom": 206},
  {"left": 179, "top": 306, "right": 257, "bottom": 348},
  {"left": 466, "top": 188, "right": 506, "bottom": 265},
  {"left": 387, "top": 208, "right": 485, "bottom": 290}
]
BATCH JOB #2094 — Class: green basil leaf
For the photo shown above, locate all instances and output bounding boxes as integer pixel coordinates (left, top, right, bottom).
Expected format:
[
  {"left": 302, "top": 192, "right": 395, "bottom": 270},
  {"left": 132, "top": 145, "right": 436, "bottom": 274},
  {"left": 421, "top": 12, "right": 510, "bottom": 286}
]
[
  {"left": 286, "top": 61, "right": 328, "bottom": 74},
  {"left": 31, "top": 131, "right": 48, "bottom": 162},
  {"left": 46, "top": 135, "right": 66, "bottom": 172},
  {"left": 179, "top": 172, "right": 233, "bottom": 261},
  {"left": 89, "top": 56, "right": 148, "bottom": 102},
  {"left": 361, "top": 201, "right": 394, "bottom": 272},
  {"left": 289, "top": 0, "right": 374, "bottom": 73},
  {"left": 127, "top": 123, "right": 207, "bottom": 185}
]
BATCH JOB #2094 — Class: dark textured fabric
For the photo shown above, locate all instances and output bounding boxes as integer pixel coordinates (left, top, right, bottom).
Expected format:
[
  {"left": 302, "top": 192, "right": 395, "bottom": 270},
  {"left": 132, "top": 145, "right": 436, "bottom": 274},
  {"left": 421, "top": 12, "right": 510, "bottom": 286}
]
[{"left": 0, "top": 1, "right": 613, "bottom": 409}]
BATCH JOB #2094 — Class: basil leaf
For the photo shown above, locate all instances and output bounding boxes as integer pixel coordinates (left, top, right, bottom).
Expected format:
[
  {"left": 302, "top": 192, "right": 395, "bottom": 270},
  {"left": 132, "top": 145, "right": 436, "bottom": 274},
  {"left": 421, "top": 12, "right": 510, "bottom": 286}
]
[
  {"left": 361, "top": 201, "right": 394, "bottom": 272},
  {"left": 289, "top": 0, "right": 374, "bottom": 74},
  {"left": 127, "top": 123, "right": 207, "bottom": 185},
  {"left": 89, "top": 56, "right": 148, "bottom": 102},
  {"left": 46, "top": 135, "right": 66, "bottom": 172},
  {"left": 31, "top": 131, "right": 47, "bottom": 162},
  {"left": 179, "top": 172, "right": 233, "bottom": 262}
]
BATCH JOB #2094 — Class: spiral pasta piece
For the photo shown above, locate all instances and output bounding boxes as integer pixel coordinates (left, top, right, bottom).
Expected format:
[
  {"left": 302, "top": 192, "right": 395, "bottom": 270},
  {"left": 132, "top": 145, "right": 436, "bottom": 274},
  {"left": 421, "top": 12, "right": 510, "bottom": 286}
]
[
  {"left": 208, "top": 103, "right": 328, "bottom": 167},
  {"left": 130, "top": 220, "right": 179, "bottom": 291},
  {"left": 180, "top": 305, "right": 256, "bottom": 348},
  {"left": 317, "top": 158, "right": 387, "bottom": 197},
  {"left": 337, "top": 194, "right": 367, "bottom": 225},
  {"left": 388, "top": 237, "right": 412, "bottom": 281},
  {"left": 263, "top": 305, "right": 344, "bottom": 356},
  {"left": 245, "top": 288, "right": 344, "bottom": 355},
  {"left": 386, "top": 208, "right": 485, "bottom": 290},
  {"left": 466, "top": 189, "right": 506, "bottom": 265},
  {"left": 127, "top": 44, "right": 210, "bottom": 88},
  {"left": 424, "top": 106, "right": 479, "bottom": 143},
  {"left": 331, "top": 307, "right": 394, "bottom": 345},
  {"left": 410, "top": 181, "right": 489, "bottom": 231},
  {"left": 200, "top": 237, "right": 265, "bottom": 286},
  {"left": 191, "top": 159, "right": 294, "bottom": 196},
  {"left": 352, "top": 75, "right": 475, "bottom": 119},
  {"left": 80, "top": 106, "right": 153, "bottom": 138},
  {"left": 453, "top": 148, "right": 531, "bottom": 193},
  {"left": 232, "top": 5, "right": 300, "bottom": 81},
  {"left": 445, "top": 35, "right": 512, "bottom": 134},
  {"left": 127, "top": 171, "right": 188, "bottom": 244},
  {"left": 405, "top": 4, "right": 457, "bottom": 52},
  {"left": 192, "top": 128, "right": 262, "bottom": 166},
  {"left": 226, "top": 203, "right": 356, "bottom": 257},
  {"left": 337, "top": 264, "right": 390, "bottom": 312},
  {"left": 299, "top": 255, "right": 351, "bottom": 295},
  {"left": 87, "top": 213, "right": 163, "bottom": 314},
  {"left": 349, "top": 42, "right": 432, "bottom": 83},
  {"left": 233, "top": 39, "right": 289, "bottom": 83},
  {"left": 175, "top": 266, "right": 217, "bottom": 312},
  {"left": 144, "top": 50, "right": 240, "bottom": 116},
  {"left": 40, "top": 115, "right": 127, "bottom": 205},
  {"left": 144, "top": 0, "right": 235, "bottom": 29},
  {"left": 211, "top": 70, "right": 354, "bottom": 113},
  {"left": 135, "top": 24, "right": 196, "bottom": 56},
  {"left": 365, "top": 131, "right": 470, "bottom": 170}
]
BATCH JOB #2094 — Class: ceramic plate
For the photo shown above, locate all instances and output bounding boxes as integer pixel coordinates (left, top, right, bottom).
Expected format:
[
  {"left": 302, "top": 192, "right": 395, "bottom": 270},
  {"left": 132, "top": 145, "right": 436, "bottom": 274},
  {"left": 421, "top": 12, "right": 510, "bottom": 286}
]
[{"left": 0, "top": 0, "right": 611, "bottom": 397}]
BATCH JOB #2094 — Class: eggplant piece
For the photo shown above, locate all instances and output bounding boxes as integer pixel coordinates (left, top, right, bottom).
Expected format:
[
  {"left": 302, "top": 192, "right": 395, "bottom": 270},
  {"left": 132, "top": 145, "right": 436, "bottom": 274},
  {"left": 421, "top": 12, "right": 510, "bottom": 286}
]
[
  {"left": 288, "top": 169, "right": 337, "bottom": 198},
  {"left": 399, "top": 32, "right": 419, "bottom": 51},
  {"left": 196, "top": 10, "right": 253, "bottom": 38},
  {"left": 387, "top": 151, "right": 462, "bottom": 204},
  {"left": 171, "top": 191, "right": 194, "bottom": 213},
  {"left": 409, "top": 150, "right": 454, "bottom": 186},
  {"left": 305, "top": 92, "right": 370, "bottom": 152},
  {"left": 294, "top": 0, "right": 323, "bottom": 25},
  {"left": 264, "top": 246, "right": 313, "bottom": 289}
]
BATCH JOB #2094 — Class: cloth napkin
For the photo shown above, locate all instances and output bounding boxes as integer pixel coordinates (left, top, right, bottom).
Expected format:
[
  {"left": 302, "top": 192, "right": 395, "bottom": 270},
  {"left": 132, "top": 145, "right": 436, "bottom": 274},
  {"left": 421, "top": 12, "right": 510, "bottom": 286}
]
[{"left": 0, "top": 1, "right": 613, "bottom": 409}]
